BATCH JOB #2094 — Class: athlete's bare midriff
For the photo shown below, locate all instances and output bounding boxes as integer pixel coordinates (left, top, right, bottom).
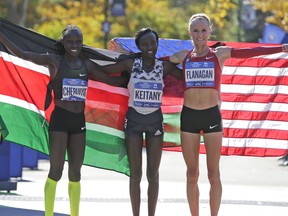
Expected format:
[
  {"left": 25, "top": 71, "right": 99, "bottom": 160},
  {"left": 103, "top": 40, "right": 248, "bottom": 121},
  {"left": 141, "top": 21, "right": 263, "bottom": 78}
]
[
  {"left": 183, "top": 88, "right": 219, "bottom": 110},
  {"left": 54, "top": 99, "right": 85, "bottom": 113}
]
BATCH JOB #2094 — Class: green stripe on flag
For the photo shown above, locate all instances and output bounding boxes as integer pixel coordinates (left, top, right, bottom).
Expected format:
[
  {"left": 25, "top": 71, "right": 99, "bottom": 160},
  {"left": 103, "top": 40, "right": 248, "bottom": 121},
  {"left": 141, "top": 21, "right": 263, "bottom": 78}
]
[
  {"left": 85, "top": 127, "right": 129, "bottom": 175},
  {"left": 0, "top": 102, "right": 49, "bottom": 153},
  {"left": 0, "top": 103, "right": 183, "bottom": 176},
  {"left": 0, "top": 102, "right": 130, "bottom": 175},
  {"left": 163, "top": 113, "right": 181, "bottom": 145}
]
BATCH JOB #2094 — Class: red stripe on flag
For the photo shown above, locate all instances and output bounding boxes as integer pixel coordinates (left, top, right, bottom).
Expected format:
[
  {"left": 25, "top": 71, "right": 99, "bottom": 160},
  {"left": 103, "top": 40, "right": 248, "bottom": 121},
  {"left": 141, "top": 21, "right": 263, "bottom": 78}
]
[
  {"left": 222, "top": 75, "right": 288, "bottom": 86},
  {"left": 85, "top": 81, "right": 128, "bottom": 130},
  {"left": 222, "top": 110, "right": 288, "bottom": 122},
  {"left": 0, "top": 57, "right": 50, "bottom": 110},
  {"left": 224, "top": 128, "right": 288, "bottom": 140},
  {"left": 162, "top": 97, "right": 183, "bottom": 113},
  {"left": 221, "top": 146, "right": 287, "bottom": 157},
  {"left": 221, "top": 93, "right": 288, "bottom": 104},
  {"left": 224, "top": 58, "right": 288, "bottom": 68}
]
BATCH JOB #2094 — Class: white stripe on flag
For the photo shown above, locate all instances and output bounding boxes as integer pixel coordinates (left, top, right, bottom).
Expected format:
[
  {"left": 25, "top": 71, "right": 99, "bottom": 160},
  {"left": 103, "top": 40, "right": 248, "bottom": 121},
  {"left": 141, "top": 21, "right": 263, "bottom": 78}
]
[
  {"left": 88, "top": 80, "right": 128, "bottom": 96},
  {"left": 221, "top": 84, "right": 288, "bottom": 95},
  {"left": 223, "top": 137, "right": 288, "bottom": 149},
  {"left": 223, "top": 66, "right": 288, "bottom": 77},
  {"left": 86, "top": 122, "right": 124, "bottom": 138},
  {"left": 86, "top": 100, "right": 122, "bottom": 111},
  {"left": 0, "top": 51, "right": 49, "bottom": 76},
  {"left": 223, "top": 119, "right": 288, "bottom": 131},
  {"left": 221, "top": 101, "right": 288, "bottom": 113},
  {"left": 255, "top": 52, "right": 288, "bottom": 59},
  {"left": 0, "top": 94, "right": 45, "bottom": 117}
]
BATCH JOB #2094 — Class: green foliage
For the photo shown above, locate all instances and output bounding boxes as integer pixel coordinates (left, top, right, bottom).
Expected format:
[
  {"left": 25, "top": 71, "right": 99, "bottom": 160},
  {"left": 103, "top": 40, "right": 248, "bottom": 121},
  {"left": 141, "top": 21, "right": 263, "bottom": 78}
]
[
  {"left": 33, "top": 0, "right": 105, "bottom": 47},
  {"left": 204, "top": 0, "right": 238, "bottom": 42},
  {"left": 2, "top": 0, "right": 287, "bottom": 48},
  {"left": 110, "top": 0, "right": 189, "bottom": 40},
  {"left": 253, "top": 0, "right": 288, "bottom": 31},
  {"left": 0, "top": 1, "right": 7, "bottom": 18}
]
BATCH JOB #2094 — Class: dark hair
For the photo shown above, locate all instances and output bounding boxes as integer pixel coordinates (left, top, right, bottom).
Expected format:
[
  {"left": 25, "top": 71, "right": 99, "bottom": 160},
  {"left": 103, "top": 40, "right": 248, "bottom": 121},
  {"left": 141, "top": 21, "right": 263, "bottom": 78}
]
[
  {"left": 54, "top": 25, "right": 82, "bottom": 55},
  {"left": 135, "top": 27, "right": 159, "bottom": 48}
]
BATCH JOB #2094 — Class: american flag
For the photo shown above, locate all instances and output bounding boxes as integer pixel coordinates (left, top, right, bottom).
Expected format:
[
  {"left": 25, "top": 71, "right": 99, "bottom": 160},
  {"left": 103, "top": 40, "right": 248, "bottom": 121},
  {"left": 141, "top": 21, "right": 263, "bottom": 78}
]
[
  {"left": 110, "top": 39, "right": 288, "bottom": 157},
  {"left": 221, "top": 42, "right": 288, "bottom": 156}
]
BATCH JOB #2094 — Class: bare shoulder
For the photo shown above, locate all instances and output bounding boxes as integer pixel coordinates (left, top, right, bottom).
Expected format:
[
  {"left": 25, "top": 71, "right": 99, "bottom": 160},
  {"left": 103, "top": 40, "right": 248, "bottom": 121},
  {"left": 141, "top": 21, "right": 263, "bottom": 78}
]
[
  {"left": 170, "top": 49, "right": 189, "bottom": 64},
  {"left": 50, "top": 54, "right": 61, "bottom": 67},
  {"left": 215, "top": 46, "right": 232, "bottom": 53},
  {"left": 162, "top": 59, "right": 178, "bottom": 68},
  {"left": 214, "top": 46, "right": 232, "bottom": 60},
  {"left": 117, "top": 57, "right": 134, "bottom": 69},
  {"left": 214, "top": 46, "right": 231, "bottom": 53}
]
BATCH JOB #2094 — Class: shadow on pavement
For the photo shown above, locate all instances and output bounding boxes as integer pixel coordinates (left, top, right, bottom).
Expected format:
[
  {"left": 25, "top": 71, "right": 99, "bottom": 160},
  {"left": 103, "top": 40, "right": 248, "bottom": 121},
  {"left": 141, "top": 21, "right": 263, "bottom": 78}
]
[{"left": 0, "top": 205, "right": 69, "bottom": 216}]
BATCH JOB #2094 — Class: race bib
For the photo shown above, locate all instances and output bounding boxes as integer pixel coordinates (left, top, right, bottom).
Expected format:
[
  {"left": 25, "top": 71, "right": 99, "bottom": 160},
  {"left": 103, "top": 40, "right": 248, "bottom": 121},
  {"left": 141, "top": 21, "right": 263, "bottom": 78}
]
[
  {"left": 62, "top": 78, "right": 88, "bottom": 101},
  {"left": 185, "top": 61, "right": 215, "bottom": 87},
  {"left": 133, "top": 82, "right": 162, "bottom": 108}
]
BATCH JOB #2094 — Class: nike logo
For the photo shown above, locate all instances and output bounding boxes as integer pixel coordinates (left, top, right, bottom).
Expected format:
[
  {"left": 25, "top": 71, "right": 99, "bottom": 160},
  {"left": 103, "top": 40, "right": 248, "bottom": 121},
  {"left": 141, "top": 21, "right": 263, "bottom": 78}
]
[
  {"left": 79, "top": 73, "right": 87, "bottom": 77},
  {"left": 209, "top": 124, "right": 218, "bottom": 129},
  {"left": 206, "top": 56, "right": 213, "bottom": 60},
  {"left": 81, "top": 126, "right": 86, "bottom": 130}
]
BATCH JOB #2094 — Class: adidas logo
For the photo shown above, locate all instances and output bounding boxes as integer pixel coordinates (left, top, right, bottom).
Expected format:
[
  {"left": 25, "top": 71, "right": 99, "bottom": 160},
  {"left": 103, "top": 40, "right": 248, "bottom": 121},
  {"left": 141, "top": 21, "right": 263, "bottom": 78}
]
[{"left": 154, "top": 130, "right": 162, "bottom": 136}]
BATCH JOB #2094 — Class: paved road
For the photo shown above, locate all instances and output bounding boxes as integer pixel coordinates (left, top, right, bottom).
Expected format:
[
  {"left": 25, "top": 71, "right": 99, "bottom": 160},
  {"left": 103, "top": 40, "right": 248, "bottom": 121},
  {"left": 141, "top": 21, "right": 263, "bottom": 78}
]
[{"left": 0, "top": 151, "right": 287, "bottom": 215}]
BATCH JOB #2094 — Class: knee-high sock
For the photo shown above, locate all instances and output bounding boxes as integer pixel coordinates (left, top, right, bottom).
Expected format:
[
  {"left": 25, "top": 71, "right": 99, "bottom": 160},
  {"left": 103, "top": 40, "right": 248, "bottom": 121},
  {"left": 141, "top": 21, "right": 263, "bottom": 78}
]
[
  {"left": 44, "top": 177, "right": 57, "bottom": 216},
  {"left": 68, "top": 181, "right": 81, "bottom": 216}
]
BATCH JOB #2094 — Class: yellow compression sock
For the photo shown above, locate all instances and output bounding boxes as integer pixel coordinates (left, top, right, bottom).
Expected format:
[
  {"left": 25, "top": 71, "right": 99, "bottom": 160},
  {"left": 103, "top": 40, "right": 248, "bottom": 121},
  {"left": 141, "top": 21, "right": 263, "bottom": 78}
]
[
  {"left": 44, "top": 177, "right": 57, "bottom": 216},
  {"left": 68, "top": 181, "right": 81, "bottom": 216}
]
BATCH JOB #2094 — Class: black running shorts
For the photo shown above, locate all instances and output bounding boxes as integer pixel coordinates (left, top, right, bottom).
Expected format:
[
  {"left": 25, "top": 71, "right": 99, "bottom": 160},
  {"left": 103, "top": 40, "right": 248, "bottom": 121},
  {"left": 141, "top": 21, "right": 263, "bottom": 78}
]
[
  {"left": 180, "top": 105, "right": 222, "bottom": 134},
  {"left": 49, "top": 106, "right": 86, "bottom": 134},
  {"left": 124, "top": 107, "right": 164, "bottom": 137}
]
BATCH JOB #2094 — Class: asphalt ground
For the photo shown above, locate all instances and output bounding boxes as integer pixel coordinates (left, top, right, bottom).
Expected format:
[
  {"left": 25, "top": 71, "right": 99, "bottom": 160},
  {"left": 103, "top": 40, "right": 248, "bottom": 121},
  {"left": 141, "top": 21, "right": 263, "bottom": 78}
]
[{"left": 0, "top": 151, "right": 287, "bottom": 216}]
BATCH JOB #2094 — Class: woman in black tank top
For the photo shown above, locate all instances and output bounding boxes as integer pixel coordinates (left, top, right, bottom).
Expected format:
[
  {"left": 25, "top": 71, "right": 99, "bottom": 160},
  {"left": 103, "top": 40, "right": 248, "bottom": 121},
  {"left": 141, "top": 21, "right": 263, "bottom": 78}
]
[{"left": 0, "top": 24, "right": 127, "bottom": 216}]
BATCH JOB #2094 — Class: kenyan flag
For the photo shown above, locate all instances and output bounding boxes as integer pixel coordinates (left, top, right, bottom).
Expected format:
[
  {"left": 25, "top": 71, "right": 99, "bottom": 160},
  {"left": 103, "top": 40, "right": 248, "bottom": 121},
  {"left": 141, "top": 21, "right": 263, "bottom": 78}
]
[
  {"left": 0, "top": 18, "right": 182, "bottom": 176},
  {"left": 0, "top": 50, "right": 182, "bottom": 175}
]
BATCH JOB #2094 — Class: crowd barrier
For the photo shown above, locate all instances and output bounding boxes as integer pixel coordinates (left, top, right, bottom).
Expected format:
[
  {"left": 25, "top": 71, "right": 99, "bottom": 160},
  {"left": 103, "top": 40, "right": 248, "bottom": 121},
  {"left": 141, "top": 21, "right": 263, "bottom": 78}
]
[{"left": 0, "top": 140, "right": 49, "bottom": 192}]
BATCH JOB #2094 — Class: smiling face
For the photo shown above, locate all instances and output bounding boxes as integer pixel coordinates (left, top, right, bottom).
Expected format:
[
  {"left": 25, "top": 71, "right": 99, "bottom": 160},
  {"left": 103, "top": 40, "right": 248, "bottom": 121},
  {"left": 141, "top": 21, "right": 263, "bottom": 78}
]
[
  {"left": 62, "top": 29, "right": 83, "bottom": 57},
  {"left": 188, "top": 17, "right": 211, "bottom": 47},
  {"left": 137, "top": 31, "right": 158, "bottom": 58}
]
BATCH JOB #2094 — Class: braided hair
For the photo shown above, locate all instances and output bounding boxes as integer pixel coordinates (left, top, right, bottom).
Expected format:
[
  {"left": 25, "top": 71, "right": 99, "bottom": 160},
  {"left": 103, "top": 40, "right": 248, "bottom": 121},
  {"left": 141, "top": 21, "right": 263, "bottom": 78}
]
[
  {"left": 135, "top": 27, "right": 159, "bottom": 49},
  {"left": 54, "top": 25, "right": 83, "bottom": 55}
]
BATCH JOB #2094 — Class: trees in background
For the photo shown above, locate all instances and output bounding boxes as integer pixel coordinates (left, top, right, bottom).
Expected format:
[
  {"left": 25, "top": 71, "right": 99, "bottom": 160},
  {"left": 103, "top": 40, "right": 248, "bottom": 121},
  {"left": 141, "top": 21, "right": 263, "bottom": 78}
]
[
  {"left": 0, "top": 0, "right": 287, "bottom": 48},
  {"left": 253, "top": 0, "right": 288, "bottom": 32}
]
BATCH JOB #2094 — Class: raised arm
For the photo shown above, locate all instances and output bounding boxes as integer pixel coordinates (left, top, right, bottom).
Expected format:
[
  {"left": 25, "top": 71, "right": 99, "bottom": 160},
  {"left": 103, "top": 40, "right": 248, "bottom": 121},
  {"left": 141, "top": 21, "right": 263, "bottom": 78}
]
[
  {"left": 215, "top": 44, "right": 288, "bottom": 68},
  {"left": 230, "top": 45, "right": 287, "bottom": 58},
  {"left": 0, "top": 29, "right": 56, "bottom": 67},
  {"left": 169, "top": 49, "right": 189, "bottom": 64},
  {"left": 216, "top": 44, "right": 288, "bottom": 60}
]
